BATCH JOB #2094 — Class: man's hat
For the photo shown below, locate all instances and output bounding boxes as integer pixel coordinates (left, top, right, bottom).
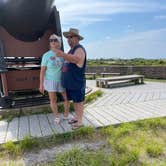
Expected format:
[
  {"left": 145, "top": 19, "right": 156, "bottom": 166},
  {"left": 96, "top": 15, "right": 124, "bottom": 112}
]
[{"left": 63, "top": 28, "right": 84, "bottom": 40}]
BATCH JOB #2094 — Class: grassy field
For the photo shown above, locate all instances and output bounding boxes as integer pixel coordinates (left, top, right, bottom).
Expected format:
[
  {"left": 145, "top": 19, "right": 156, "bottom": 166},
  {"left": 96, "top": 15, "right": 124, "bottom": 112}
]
[
  {"left": 145, "top": 78, "right": 166, "bottom": 83},
  {"left": 1, "top": 117, "right": 165, "bottom": 166},
  {"left": 48, "top": 117, "right": 166, "bottom": 166},
  {"left": 87, "top": 58, "right": 166, "bottom": 66}
]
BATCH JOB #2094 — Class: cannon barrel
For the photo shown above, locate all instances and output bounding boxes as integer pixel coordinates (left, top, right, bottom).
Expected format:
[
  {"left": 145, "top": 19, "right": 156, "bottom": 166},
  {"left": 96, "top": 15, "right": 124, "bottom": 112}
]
[
  {"left": 0, "top": 0, "right": 63, "bottom": 108},
  {"left": 0, "top": 0, "right": 55, "bottom": 41}
]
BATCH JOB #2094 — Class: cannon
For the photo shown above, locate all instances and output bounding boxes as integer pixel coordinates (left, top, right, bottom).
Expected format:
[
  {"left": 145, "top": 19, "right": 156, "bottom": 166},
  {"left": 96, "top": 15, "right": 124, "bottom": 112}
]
[{"left": 0, "top": 0, "right": 63, "bottom": 108}]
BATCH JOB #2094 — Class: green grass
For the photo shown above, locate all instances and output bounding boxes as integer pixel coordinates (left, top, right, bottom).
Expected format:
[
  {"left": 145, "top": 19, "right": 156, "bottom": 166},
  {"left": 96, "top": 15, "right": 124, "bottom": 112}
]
[
  {"left": 145, "top": 78, "right": 166, "bottom": 83},
  {"left": 0, "top": 117, "right": 165, "bottom": 166},
  {"left": 0, "top": 126, "right": 95, "bottom": 157},
  {"left": 48, "top": 148, "right": 110, "bottom": 166},
  {"left": 2, "top": 141, "right": 18, "bottom": 154},
  {"left": 43, "top": 117, "right": 166, "bottom": 166},
  {"left": 87, "top": 58, "right": 166, "bottom": 66},
  {"left": 84, "top": 90, "right": 103, "bottom": 104},
  {"left": 2, "top": 136, "right": 39, "bottom": 156},
  {"left": 101, "top": 117, "right": 166, "bottom": 166},
  {"left": 46, "top": 116, "right": 165, "bottom": 166},
  {"left": 146, "top": 142, "right": 164, "bottom": 157}
]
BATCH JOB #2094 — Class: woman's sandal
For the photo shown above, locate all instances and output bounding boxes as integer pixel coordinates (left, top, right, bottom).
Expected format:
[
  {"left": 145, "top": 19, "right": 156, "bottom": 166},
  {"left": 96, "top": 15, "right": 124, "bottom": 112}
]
[
  {"left": 68, "top": 119, "right": 78, "bottom": 124},
  {"left": 54, "top": 117, "right": 60, "bottom": 124},
  {"left": 72, "top": 124, "right": 84, "bottom": 130}
]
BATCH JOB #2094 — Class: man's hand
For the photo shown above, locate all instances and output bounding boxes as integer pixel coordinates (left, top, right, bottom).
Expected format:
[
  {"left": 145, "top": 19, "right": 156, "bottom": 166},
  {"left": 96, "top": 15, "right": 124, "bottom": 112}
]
[{"left": 53, "top": 48, "right": 64, "bottom": 57}]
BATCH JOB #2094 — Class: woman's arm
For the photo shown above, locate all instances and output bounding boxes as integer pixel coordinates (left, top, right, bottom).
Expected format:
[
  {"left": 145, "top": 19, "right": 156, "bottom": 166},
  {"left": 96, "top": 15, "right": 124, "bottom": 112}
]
[{"left": 39, "top": 66, "right": 46, "bottom": 94}]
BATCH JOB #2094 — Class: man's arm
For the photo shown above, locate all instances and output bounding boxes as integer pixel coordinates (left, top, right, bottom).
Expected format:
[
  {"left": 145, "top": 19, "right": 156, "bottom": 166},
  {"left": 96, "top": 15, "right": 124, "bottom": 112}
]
[{"left": 53, "top": 48, "right": 85, "bottom": 66}]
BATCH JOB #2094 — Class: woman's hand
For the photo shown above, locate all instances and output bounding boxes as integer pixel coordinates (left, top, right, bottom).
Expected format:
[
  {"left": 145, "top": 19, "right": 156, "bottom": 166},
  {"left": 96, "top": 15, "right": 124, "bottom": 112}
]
[{"left": 39, "top": 84, "right": 44, "bottom": 94}]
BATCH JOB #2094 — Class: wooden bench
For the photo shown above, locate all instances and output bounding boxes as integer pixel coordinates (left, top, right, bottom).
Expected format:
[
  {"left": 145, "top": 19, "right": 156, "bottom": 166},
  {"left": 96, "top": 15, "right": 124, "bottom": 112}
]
[
  {"left": 100, "top": 72, "right": 120, "bottom": 77},
  {"left": 85, "top": 72, "right": 96, "bottom": 79},
  {"left": 96, "top": 74, "right": 144, "bottom": 88}
]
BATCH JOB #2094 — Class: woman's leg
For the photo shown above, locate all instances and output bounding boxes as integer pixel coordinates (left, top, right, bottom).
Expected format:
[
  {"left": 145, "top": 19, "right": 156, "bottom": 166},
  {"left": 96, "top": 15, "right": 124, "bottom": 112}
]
[
  {"left": 48, "top": 92, "right": 59, "bottom": 118},
  {"left": 61, "top": 91, "right": 70, "bottom": 117}
]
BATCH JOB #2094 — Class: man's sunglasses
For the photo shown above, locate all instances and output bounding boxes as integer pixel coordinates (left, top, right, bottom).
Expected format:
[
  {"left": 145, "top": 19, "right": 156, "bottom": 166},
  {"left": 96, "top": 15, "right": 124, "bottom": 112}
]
[
  {"left": 67, "top": 35, "right": 77, "bottom": 39},
  {"left": 49, "top": 39, "right": 58, "bottom": 42}
]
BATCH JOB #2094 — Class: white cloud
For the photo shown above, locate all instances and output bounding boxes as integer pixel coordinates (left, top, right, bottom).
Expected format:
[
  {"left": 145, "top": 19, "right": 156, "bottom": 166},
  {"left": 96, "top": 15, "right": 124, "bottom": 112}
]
[
  {"left": 85, "top": 28, "right": 166, "bottom": 59},
  {"left": 55, "top": 0, "right": 166, "bottom": 26}
]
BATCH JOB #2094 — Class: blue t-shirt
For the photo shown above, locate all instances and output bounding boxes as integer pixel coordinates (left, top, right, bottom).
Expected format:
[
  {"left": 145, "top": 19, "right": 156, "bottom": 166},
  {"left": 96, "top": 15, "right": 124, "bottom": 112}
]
[{"left": 41, "top": 50, "right": 64, "bottom": 81}]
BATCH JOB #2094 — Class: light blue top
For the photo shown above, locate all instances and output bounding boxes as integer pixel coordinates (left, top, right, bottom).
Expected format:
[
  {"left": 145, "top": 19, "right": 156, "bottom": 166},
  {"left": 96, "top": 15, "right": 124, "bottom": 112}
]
[{"left": 41, "top": 50, "right": 64, "bottom": 81}]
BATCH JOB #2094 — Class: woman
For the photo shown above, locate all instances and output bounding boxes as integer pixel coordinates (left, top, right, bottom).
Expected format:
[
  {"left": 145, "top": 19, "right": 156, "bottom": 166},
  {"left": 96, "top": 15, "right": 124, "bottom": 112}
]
[{"left": 39, "top": 34, "right": 69, "bottom": 124}]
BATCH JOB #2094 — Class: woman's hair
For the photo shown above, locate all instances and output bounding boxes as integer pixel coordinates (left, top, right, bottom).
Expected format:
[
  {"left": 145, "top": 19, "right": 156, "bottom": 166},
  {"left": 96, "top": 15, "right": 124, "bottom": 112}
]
[{"left": 49, "top": 34, "right": 61, "bottom": 47}]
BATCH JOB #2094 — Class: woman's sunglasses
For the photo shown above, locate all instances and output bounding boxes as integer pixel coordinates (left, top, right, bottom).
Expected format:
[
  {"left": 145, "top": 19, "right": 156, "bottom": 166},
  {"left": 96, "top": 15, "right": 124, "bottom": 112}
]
[{"left": 49, "top": 39, "right": 58, "bottom": 42}]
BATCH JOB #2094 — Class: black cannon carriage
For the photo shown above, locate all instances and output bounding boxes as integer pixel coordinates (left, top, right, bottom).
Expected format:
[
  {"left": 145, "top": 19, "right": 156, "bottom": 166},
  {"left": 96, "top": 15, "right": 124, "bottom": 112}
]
[{"left": 0, "top": 0, "right": 63, "bottom": 108}]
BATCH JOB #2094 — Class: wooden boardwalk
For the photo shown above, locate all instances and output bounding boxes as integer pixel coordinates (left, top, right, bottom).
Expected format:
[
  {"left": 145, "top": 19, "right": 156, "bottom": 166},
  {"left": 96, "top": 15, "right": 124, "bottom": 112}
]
[{"left": 0, "top": 81, "right": 166, "bottom": 144}]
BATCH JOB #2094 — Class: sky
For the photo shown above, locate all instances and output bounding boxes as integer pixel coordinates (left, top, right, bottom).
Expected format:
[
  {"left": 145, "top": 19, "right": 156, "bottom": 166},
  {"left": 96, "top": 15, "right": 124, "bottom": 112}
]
[{"left": 55, "top": 0, "right": 166, "bottom": 59}]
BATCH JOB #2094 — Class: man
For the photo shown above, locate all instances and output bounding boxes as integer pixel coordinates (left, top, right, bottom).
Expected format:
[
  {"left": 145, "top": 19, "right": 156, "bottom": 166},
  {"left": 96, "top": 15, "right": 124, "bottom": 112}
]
[{"left": 53, "top": 28, "right": 86, "bottom": 129}]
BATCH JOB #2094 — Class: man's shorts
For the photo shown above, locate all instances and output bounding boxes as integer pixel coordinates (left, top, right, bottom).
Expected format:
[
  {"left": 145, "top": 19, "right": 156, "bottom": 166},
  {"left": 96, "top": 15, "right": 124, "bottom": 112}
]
[{"left": 66, "top": 87, "right": 85, "bottom": 103}]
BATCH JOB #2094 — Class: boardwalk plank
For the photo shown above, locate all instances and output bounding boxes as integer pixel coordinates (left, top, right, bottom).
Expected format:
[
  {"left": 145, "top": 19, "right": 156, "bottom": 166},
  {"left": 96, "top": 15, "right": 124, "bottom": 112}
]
[
  {"left": 88, "top": 93, "right": 110, "bottom": 107},
  {"left": 18, "top": 116, "right": 29, "bottom": 140},
  {"left": 37, "top": 114, "right": 53, "bottom": 137},
  {"left": 113, "top": 105, "right": 140, "bottom": 121},
  {"left": 104, "top": 105, "right": 130, "bottom": 122},
  {"left": 117, "top": 93, "right": 132, "bottom": 104},
  {"left": 160, "top": 92, "right": 166, "bottom": 99},
  {"left": 139, "top": 93, "right": 148, "bottom": 102},
  {"left": 29, "top": 115, "right": 42, "bottom": 138},
  {"left": 47, "top": 113, "right": 64, "bottom": 134},
  {"left": 0, "top": 120, "right": 8, "bottom": 144},
  {"left": 98, "top": 106, "right": 121, "bottom": 124},
  {"left": 60, "top": 117, "right": 73, "bottom": 133},
  {"left": 121, "top": 93, "right": 133, "bottom": 103},
  {"left": 84, "top": 111, "right": 104, "bottom": 127},
  {"left": 140, "top": 102, "right": 166, "bottom": 116},
  {"left": 109, "top": 94, "right": 124, "bottom": 105},
  {"left": 120, "top": 104, "right": 150, "bottom": 119},
  {"left": 127, "top": 103, "right": 154, "bottom": 116},
  {"left": 70, "top": 112, "right": 93, "bottom": 127},
  {"left": 6, "top": 117, "right": 19, "bottom": 142},
  {"left": 128, "top": 103, "right": 159, "bottom": 118},
  {"left": 86, "top": 108, "right": 110, "bottom": 126},
  {"left": 111, "top": 105, "right": 137, "bottom": 121}
]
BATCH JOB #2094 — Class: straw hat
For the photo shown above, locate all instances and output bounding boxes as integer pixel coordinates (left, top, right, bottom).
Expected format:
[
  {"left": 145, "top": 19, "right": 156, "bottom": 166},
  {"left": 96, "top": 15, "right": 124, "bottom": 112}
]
[{"left": 63, "top": 28, "right": 84, "bottom": 40}]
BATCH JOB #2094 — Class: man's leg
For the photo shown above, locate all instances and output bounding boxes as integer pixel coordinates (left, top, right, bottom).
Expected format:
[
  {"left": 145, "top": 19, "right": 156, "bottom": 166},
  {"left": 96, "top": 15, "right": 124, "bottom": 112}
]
[
  {"left": 74, "top": 102, "right": 84, "bottom": 125},
  {"left": 74, "top": 103, "right": 78, "bottom": 120}
]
